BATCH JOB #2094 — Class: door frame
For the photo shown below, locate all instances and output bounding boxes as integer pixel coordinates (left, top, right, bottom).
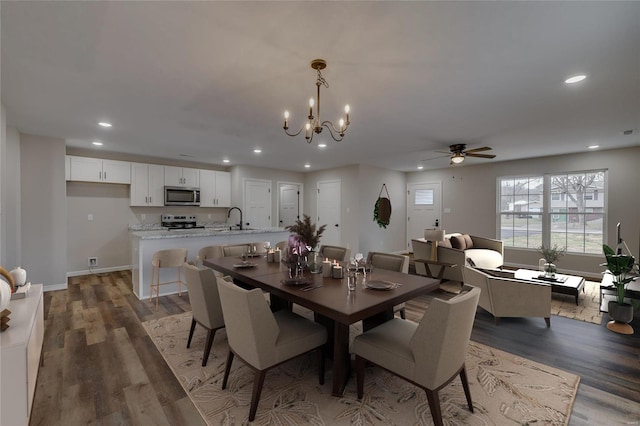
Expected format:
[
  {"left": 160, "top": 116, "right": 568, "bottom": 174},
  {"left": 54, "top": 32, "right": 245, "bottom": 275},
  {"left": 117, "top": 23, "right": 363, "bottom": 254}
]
[{"left": 277, "top": 181, "right": 304, "bottom": 228}]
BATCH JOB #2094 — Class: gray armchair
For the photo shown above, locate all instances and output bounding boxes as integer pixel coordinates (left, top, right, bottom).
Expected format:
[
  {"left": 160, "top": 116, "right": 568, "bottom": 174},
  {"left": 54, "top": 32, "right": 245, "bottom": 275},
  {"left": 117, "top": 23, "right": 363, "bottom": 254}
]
[
  {"left": 216, "top": 275, "right": 327, "bottom": 422},
  {"left": 353, "top": 286, "right": 481, "bottom": 426}
]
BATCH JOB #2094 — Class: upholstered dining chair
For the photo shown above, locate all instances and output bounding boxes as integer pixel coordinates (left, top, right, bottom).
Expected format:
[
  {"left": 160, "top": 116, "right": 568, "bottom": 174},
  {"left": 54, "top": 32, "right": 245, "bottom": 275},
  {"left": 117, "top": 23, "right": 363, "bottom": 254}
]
[
  {"left": 149, "top": 248, "right": 188, "bottom": 311},
  {"left": 319, "top": 245, "right": 351, "bottom": 262},
  {"left": 183, "top": 263, "right": 225, "bottom": 366},
  {"left": 222, "top": 243, "right": 252, "bottom": 257},
  {"left": 216, "top": 275, "right": 327, "bottom": 422},
  {"left": 197, "top": 245, "right": 223, "bottom": 264},
  {"left": 366, "top": 251, "right": 410, "bottom": 318},
  {"left": 274, "top": 240, "right": 288, "bottom": 252},
  {"left": 353, "top": 285, "right": 481, "bottom": 426}
]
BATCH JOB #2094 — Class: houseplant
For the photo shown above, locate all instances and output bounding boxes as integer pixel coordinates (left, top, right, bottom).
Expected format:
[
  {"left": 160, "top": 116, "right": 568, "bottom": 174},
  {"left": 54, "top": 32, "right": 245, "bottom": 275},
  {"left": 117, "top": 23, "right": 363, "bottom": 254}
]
[
  {"left": 285, "top": 215, "right": 327, "bottom": 273},
  {"left": 537, "top": 243, "right": 566, "bottom": 278},
  {"left": 602, "top": 244, "right": 637, "bottom": 328}
]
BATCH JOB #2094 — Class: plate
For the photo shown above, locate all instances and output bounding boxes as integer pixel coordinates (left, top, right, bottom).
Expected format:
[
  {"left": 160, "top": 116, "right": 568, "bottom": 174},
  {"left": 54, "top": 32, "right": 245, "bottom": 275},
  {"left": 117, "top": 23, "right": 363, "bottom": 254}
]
[
  {"left": 365, "top": 280, "right": 395, "bottom": 290},
  {"left": 281, "top": 277, "right": 312, "bottom": 286},
  {"left": 233, "top": 262, "right": 256, "bottom": 268}
]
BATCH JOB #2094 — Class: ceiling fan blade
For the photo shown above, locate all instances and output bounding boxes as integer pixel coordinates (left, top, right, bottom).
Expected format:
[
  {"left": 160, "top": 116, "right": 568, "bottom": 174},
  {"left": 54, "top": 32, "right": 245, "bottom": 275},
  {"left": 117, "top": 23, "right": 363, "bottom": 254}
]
[
  {"left": 466, "top": 153, "right": 496, "bottom": 159},
  {"left": 434, "top": 150, "right": 452, "bottom": 154},
  {"left": 465, "top": 146, "right": 493, "bottom": 153},
  {"left": 421, "top": 154, "right": 450, "bottom": 162}
]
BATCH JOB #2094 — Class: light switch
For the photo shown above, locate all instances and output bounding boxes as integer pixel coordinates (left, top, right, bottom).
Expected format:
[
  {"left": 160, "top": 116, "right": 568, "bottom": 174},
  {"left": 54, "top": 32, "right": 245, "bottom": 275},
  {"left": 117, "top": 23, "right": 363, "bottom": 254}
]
[
  {"left": 88, "top": 214, "right": 94, "bottom": 221},
  {"left": 444, "top": 208, "right": 451, "bottom": 213},
  {"left": 141, "top": 214, "right": 146, "bottom": 220}
]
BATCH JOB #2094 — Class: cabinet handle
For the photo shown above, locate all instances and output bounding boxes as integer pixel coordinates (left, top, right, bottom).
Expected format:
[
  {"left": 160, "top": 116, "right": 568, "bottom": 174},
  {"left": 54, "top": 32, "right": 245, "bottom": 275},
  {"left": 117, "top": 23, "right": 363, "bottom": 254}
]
[
  {"left": 99, "top": 171, "right": 102, "bottom": 180},
  {"left": 146, "top": 196, "right": 149, "bottom": 203},
  {"left": 104, "top": 171, "right": 107, "bottom": 180},
  {"left": 149, "top": 196, "right": 152, "bottom": 204}
]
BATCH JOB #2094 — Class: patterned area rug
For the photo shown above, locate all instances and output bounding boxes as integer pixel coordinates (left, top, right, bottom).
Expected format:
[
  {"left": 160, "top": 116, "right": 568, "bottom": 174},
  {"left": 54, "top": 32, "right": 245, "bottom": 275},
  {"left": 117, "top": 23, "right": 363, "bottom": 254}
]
[{"left": 143, "top": 311, "right": 580, "bottom": 425}]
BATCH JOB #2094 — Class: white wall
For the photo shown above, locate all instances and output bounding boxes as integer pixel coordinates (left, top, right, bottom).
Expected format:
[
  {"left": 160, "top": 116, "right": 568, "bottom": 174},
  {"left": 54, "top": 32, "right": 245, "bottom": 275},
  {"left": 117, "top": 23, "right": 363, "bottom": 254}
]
[
  {"left": 1, "top": 126, "right": 21, "bottom": 269},
  {"left": 21, "top": 134, "right": 67, "bottom": 289},
  {"left": 407, "top": 147, "right": 640, "bottom": 276}
]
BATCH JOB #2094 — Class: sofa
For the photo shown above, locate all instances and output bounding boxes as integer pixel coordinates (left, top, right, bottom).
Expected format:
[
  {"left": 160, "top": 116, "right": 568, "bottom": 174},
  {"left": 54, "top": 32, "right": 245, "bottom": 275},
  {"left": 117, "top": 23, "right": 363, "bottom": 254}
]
[
  {"left": 412, "top": 233, "right": 504, "bottom": 282},
  {"left": 462, "top": 266, "right": 551, "bottom": 326}
]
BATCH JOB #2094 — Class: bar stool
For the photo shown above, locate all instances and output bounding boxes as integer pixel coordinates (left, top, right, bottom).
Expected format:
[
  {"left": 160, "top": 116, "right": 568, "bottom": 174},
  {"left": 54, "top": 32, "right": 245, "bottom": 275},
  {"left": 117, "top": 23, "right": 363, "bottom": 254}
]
[{"left": 150, "top": 248, "right": 188, "bottom": 310}]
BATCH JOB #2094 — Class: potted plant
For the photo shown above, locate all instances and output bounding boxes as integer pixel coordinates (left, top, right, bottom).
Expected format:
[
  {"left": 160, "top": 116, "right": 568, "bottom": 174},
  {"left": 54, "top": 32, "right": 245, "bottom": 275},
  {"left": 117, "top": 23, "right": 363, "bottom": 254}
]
[
  {"left": 602, "top": 244, "right": 637, "bottom": 329},
  {"left": 537, "top": 244, "right": 567, "bottom": 278},
  {"left": 285, "top": 215, "right": 327, "bottom": 273}
]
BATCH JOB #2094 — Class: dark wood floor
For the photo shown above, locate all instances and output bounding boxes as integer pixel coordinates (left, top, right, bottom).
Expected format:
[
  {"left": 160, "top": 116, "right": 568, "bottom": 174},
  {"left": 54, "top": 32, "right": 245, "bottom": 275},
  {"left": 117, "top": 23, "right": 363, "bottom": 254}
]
[{"left": 30, "top": 271, "right": 639, "bottom": 425}]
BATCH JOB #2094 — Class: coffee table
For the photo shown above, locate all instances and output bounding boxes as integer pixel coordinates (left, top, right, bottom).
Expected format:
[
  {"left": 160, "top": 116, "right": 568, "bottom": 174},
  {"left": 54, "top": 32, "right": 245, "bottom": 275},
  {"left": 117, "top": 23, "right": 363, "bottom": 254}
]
[{"left": 515, "top": 269, "right": 585, "bottom": 305}]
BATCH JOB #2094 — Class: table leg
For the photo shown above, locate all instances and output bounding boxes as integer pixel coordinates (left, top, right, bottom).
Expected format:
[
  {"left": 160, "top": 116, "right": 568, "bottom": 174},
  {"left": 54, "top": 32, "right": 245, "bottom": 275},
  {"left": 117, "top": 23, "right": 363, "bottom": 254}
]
[{"left": 331, "top": 322, "right": 350, "bottom": 396}]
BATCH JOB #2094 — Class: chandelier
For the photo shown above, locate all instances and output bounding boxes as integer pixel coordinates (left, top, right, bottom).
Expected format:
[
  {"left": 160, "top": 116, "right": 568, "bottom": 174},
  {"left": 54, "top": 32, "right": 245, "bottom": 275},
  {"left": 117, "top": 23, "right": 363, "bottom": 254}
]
[{"left": 283, "top": 59, "right": 350, "bottom": 144}]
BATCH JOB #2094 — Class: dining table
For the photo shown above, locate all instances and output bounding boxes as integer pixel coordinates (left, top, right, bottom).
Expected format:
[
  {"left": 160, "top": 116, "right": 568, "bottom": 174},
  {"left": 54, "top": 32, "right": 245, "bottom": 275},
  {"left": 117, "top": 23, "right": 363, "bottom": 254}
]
[{"left": 203, "top": 255, "right": 441, "bottom": 396}]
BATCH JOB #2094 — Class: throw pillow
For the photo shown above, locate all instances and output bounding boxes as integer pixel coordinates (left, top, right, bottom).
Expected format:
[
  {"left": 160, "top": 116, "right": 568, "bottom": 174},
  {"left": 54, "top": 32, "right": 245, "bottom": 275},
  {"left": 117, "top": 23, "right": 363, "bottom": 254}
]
[
  {"left": 463, "top": 234, "right": 474, "bottom": 249},
  {"left": 440, "top": 238, "right": 452, "bottom": 249},
  {"left": 450, "top": 235, "right": 467, "bottom": 250}
]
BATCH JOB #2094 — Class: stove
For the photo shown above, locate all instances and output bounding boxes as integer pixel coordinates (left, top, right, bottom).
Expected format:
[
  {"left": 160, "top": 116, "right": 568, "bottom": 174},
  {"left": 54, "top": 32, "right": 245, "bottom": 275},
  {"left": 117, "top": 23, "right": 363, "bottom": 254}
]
[{"left": 161, "top": 214, "right": 204, "bottom": 230}]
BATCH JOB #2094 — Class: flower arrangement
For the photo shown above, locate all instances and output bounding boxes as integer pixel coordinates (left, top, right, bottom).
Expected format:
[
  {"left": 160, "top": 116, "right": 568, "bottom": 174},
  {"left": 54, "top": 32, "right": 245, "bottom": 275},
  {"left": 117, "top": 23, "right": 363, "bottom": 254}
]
[
  {"left": 537, "top": 243, "right": 567, "bottom": 264},
  {"left": 285, "top": 214, "right": 326, "bottom": 252}
]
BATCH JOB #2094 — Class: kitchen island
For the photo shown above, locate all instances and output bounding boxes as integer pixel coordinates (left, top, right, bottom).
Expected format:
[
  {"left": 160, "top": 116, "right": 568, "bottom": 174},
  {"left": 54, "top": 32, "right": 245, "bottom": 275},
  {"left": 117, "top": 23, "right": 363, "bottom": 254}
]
[{"left": 130, "top": 227, "right": 290, "bottom": 300}]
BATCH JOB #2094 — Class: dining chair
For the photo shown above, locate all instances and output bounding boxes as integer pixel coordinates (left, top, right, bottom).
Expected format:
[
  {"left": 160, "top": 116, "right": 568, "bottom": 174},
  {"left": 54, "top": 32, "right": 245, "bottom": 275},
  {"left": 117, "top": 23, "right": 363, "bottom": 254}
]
[
  {"left": 149, "top": 248, "right": 188, "bottom": 311},
  {"left": 216, "top": 275, "right": 327, "bottom": 422},
  {"left": 366, "top": 251, "right": 410, "bottom": 318},
  {"left": 274, "top": 240, "right": 288, "bottom": 252},
  {"left": 222, "top": 243, "right": 251, "bottom": 257},
  {"left": 319, "top": 245, "right": 351, "bottom": 262},
  {"left": 353, "top": 285, "right": 481, "bottom": 426},
  {"left": 183, "top": 263, "right": 225, "bottom": 366},
  {"left": 197, "top": 245, "right": 223, "bottom": 265}
]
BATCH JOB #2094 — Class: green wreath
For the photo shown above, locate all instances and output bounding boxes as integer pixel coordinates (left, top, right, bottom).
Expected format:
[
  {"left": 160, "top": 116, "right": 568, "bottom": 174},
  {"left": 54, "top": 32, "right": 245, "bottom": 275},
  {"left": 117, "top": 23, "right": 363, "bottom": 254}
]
[{"left": 373, "top": 184, "right": 392, "bottom": 229}]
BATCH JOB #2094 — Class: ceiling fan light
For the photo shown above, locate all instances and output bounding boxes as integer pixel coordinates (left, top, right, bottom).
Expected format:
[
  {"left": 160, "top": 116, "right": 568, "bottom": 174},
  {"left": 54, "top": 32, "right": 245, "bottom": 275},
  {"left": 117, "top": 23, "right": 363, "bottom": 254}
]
[{"left": 451, "top": 154, "right": 465, "bottom": 164}]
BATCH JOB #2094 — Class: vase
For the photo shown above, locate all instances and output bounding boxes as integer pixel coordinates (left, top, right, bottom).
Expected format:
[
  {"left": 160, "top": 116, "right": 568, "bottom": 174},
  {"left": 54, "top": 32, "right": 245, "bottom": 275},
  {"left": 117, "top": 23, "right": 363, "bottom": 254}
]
[
  {"left": 543, "top": 262, "right": 556, "bottom": 278},
  {"left": 10, "top": 266, "right": 27, "bottom": 287},
  {"left": 307, "top": 251, "right": 322, "bottom": 274}
]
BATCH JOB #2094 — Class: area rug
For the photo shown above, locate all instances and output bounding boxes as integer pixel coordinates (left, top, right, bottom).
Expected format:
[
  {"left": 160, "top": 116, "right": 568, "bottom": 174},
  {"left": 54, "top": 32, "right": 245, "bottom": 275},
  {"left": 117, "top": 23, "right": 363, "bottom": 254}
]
[{"left": 143, "top": 311, "right": 580, "bottom": 425}]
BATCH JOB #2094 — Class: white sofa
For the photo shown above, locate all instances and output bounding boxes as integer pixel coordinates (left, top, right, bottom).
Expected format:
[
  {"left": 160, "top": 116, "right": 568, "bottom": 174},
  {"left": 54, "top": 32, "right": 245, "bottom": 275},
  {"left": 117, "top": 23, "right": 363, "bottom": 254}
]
[{"left": 412, "top": 233, "right": 503, "bottom": 282}]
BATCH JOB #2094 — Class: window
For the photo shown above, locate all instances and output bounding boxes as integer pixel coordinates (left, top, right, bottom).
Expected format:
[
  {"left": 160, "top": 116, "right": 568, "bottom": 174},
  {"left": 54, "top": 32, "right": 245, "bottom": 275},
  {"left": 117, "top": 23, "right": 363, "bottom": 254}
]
[
  {"left": 414, "top": 189, "right": 434, "bottom": 205},
  {"left": 498, "top": 170, "right": 606, "bottom": 254}
]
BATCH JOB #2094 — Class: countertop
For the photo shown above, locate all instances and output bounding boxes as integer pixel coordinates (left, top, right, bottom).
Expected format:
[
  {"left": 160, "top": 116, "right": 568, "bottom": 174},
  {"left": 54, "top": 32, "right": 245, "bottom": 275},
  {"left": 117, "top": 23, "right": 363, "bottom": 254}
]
[{"left": 130, "top": 227, "right": 289, "bottom": 240}]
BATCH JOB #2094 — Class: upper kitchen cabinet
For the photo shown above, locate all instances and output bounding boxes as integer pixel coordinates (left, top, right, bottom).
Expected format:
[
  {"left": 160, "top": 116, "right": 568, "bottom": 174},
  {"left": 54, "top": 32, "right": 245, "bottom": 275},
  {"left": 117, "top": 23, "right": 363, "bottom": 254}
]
[
  {"left": 67, "top": 156, "right": 131, "bottom": 184},
  {"left": 130, "top": 163, "right": 165, "bottom": 206},
  {"left": 164, "top": 166, "right": 199, "bottom": 187},
  {"left": 199, "top": 170, "right": 231, "bottom": 207}
]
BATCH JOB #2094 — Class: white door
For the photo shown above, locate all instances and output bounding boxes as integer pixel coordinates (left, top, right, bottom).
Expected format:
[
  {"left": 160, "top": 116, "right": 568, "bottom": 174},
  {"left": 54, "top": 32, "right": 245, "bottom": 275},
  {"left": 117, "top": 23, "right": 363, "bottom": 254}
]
[
  {"left": 407, "top": 182, "right": 442, "bottom": 250},
  {"left": 279, "top": 183, "right": 301, "bottom": 228},
  {"left": 317, "top": 180, "right": 341, "bottom": 246},
  {"left": 244, "top": 179, "right": 272, "bottom": 229}
]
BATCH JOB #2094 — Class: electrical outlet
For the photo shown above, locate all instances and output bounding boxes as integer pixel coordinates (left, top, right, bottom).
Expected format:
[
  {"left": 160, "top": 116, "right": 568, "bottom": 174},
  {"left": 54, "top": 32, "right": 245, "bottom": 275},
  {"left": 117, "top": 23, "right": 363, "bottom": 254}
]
[{"left": 88, "top": 257, "right": 98, "bottom": 267}]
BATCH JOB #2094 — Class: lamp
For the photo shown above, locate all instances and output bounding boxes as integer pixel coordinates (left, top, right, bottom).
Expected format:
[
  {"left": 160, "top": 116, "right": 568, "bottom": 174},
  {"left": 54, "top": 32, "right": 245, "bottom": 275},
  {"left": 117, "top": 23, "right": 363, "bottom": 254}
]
[
  {"left": 424, "top": 229, "right": 446, "bottom": 261},
  {"left": 283, "top": 59, "right": 351, "bottom": 144},
  {"left": 451, "top": 153, "right": 465, "bottom": 164}
]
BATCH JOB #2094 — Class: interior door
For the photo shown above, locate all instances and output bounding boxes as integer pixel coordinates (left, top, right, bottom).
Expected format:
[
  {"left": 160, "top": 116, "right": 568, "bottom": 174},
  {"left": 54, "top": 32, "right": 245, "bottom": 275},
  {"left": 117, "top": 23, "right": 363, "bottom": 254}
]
[
  {"left": 407, "top": 182, "right": 442, "bottom": 250},
  {"left": 244, "top": 179, "right": 272, "bottom": 229},
  {"left": 279, "top": 183, "right": 301, "bottom": 228},
  {"left": 317, "top": 180, "right": 341, "bottom": 246}
]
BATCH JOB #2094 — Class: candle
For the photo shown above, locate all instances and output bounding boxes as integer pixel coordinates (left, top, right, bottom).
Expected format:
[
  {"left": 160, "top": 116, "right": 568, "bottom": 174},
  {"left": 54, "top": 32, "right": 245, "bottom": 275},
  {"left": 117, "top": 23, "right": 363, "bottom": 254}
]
[
  {"left": 332, "top": 264, "right": 343, "bottom": 279},
  {"left": 267, "top": 251, "right": 274, "bottom": 263},
  {"left": 273, "top": 249, "right": 281, "bottom": 263},
  {"left": 322, "top": 258, "right": 332, "bottom": 277}
]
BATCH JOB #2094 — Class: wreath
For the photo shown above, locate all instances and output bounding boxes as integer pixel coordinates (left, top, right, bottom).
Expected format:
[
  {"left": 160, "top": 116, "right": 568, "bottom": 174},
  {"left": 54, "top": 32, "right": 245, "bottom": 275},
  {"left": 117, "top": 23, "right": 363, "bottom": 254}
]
[{"left": 373, "top": 184, "right": 392, "bottom": 229}]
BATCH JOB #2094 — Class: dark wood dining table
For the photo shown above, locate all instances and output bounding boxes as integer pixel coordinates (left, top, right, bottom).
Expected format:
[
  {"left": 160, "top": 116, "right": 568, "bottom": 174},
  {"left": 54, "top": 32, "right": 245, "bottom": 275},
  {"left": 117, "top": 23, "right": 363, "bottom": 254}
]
[{"left": 203, "top": 255, "right": 440, "bottom": 396}]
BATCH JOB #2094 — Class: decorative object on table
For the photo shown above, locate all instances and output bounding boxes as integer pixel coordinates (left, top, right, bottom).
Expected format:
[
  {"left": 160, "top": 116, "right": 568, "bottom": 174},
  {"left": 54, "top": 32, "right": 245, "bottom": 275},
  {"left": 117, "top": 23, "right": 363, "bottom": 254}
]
[
  {"left": 322, "top": 258, "right": 332, "bottom": 278},
  {"left": 373, "top": 184, "right": 392, "bottom": 228},
  {"left": 282, "top": 58, "right": 351, "bottom": 144},
  {"left": 331, "top": 262, "right": 343, "bottom": 279},
  {"left": 9, "top": 266, "right": 27, "bottom": 287},
  {"left": 536, "top": 243, "right": 566, "bottom": 278},
  {"left": 285, "top": 215, "right": 326, "bottom": 274},
  {"left": 0, "top": 267, "right": 15, "bottom": 327},
  {"left": 0, "top": 308, "right": 10, "bottom": 331},
  {"left": 602, "top": 244, "right": 638, "bottom": 334},
  {"left": 424, "top": 228, "right": 446, "bottom": 261}
]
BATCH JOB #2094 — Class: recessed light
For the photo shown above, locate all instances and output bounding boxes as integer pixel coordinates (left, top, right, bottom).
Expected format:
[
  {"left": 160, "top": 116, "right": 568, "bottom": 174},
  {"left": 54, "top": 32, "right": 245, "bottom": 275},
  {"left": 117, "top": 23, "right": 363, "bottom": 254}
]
[
  {"left": 222, "top": 159, "right": 230, "bottom": 163},
  {"left": 588, "top": 145, "right": 599, "bottom": 149},
  {"left": 417, "top": 166, "right": 424, "bottom": 170},
  {"left": 92, "top": 141, "right": 103, "bottom": 146},
  {"left": 98, "top": 122, "right": 112, "bottom": 128},
  {"left": 318, "top": 143, "right": 327, "bottom": 148},
  {"left": 304, "top": 164, "right": 311, "bottom": 168},
  {"left": 253, "top": 149, "right": 262, "bottom": 154},
  {"left": 565, "top": 75, "right": 586, "bottom": 84}
]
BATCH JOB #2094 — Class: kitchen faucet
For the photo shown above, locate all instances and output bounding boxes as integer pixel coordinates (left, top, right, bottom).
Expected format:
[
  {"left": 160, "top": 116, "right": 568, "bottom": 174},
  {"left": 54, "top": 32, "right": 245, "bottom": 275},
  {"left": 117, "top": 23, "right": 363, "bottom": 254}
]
[{"left": 227, "top": 207, "right": 243, "bottom": 230}]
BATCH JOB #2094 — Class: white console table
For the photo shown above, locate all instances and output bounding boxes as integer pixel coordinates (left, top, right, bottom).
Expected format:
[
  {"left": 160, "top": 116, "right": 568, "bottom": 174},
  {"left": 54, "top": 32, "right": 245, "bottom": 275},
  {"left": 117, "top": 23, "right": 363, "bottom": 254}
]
[{"left": 0, "top": 284, "right": 44, "bottom": 426}]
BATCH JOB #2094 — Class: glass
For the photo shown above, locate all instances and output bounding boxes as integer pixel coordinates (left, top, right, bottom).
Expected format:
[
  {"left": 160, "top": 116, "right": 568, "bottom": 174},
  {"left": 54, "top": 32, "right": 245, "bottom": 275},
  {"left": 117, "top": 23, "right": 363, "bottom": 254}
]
[{"left": 347, "top": 270, "right": 357, "bottom": 291}]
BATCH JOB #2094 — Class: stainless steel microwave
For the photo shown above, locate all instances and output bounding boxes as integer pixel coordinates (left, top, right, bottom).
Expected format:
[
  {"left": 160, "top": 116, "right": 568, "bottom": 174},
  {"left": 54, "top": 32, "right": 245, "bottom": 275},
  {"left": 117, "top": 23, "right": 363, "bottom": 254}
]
[{"left": 164, "top": 186, "right": 200, "bottom": 206}]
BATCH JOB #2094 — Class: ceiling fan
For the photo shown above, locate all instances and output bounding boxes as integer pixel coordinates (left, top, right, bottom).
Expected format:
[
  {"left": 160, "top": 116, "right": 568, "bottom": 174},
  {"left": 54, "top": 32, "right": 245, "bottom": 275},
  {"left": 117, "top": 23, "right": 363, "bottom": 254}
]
[{"left": 440, "top": 144, "right": 496, "bottom": 165}]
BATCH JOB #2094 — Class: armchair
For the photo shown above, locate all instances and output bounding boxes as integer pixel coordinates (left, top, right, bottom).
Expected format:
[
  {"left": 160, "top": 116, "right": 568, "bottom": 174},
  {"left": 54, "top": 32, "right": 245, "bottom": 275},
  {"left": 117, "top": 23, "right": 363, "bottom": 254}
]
[{"left": 462, "top": 266, "right": 551, "bottom": 326}]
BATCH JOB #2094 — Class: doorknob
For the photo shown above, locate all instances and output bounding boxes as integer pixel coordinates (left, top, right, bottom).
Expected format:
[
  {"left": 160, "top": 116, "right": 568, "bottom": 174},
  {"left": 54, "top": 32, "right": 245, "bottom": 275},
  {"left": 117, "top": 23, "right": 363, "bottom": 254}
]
[{"left": 334, "top": 224, "right": 339, "bottom": 227}]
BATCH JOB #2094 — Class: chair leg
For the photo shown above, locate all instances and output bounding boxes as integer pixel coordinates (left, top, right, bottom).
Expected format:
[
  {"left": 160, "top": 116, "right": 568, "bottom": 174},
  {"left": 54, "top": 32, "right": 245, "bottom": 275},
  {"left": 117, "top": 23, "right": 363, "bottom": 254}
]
[
  {"left": 149, "top": 265, "right": 155, "bottom": 302},
  {"left": 187, "top": 318, "right": 197, "bottom": 348},
  {"left": 494, "top": 316, "right": 500, "bottom": 326},
  {"left": 249, "top": 370, "right": 267, "bottom": 422},
  {"left": 202, "top": 329, "right": 216, "bottom": 367},
  {"left": 399, "top": 308, "right": 406, "bottom": 319},
  {"left": 460, "top": 365, "right": 474, "bottom": 413},
  {"left": 177, "top": 267, "right": 182, "bottom": 297},
  {"left": 425, "top": 388, "right": 443, "bottom": 426},
  {"left": 355, "top": 355, "right": 366, "bottom": 399},
  {"left": 317, "top": 346, "right": 325, "bottom": 385},
  {"left": 545, "top": 317, "right": 551, "bottom": 327},
  {"left": 222, "top": 350, "right": 234, "bottom": 389}
]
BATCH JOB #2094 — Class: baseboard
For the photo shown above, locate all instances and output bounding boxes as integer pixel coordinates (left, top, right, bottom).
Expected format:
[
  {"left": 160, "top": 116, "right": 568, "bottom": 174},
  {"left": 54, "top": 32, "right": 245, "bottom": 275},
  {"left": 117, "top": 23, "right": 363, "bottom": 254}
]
[
  {"left": 44, "top": 282, "right": 69, "bottom": 292},
  {"left": 67, "top": 265, "right": 132, "bottom": 278}
]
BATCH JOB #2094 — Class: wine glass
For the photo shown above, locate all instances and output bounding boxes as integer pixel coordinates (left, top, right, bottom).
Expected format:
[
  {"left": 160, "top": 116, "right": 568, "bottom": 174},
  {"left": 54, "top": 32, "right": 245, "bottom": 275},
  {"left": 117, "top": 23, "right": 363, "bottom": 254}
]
[
  {"left": 263, "top": 241, "right": 271, "bottom": 254},
  {"left": 354, "top": 252, "right": 364, "bottom": 264}
]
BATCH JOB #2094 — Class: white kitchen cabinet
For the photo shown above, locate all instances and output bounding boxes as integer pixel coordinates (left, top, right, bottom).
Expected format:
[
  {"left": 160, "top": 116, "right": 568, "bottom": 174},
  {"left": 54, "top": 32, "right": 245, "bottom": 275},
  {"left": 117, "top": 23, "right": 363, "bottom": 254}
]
[
  {"left": 164, "top": 166, "right": 199, "bottom": 187},
  {"left": 1, "top": 284, "right": 44, "bottom": 426},
  {"left": 65, "top": 155, "right": 71, "bottom": 180},
  {"left": 67, "top": 156, "right": 131, "bottom": 184},
  {"left": 199, "top": 170, "right": 231, "bottom": 207},
  {"left": 130, "top": 163, "right": 165, "bottom": 206}
]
